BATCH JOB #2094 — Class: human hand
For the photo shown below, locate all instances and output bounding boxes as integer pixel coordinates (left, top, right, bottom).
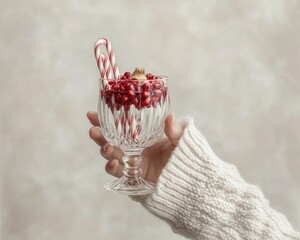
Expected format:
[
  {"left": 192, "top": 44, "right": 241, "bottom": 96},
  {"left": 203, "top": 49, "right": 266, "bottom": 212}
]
[{"left": 87, "top": 111, "right": 184, "bottom": 183}]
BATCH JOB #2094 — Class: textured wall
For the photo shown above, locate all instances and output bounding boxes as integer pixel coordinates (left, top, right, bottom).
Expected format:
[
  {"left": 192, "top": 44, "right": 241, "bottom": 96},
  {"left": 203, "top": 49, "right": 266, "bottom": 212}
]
[{"left": 1, "top": 0, "right": 300, "bottom": 239}]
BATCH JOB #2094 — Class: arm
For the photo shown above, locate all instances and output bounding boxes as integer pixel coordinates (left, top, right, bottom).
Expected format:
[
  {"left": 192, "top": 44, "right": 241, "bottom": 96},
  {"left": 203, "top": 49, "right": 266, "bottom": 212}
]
[
  {"left": 87, "top": 112, "right": 300, "bottom": 240},
  {"left": 136, "top": 119, "right": 300, "bottom": 240}
]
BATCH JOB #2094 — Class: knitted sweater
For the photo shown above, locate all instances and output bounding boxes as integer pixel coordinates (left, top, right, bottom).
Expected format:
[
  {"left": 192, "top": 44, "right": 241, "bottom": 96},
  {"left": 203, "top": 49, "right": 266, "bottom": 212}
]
[{"left": 134, "top": 119, "right": 300, "bottom": 240}]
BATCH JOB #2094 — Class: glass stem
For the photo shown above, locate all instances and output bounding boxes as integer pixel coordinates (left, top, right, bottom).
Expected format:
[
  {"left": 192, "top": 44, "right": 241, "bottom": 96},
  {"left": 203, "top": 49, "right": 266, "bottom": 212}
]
[{"left": 122, "top": 151, "right": 143, "bottom": 180}]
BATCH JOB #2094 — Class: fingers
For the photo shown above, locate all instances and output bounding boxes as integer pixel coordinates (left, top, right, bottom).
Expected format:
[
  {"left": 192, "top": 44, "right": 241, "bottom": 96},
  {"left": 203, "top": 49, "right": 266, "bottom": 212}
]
[
  {"left": 87, "top": 111, "right": 100, "bottom": 127},
  {"left": 89, "top": 126, "right": 107, "bottom": 146},
  {"left": 100, "top": 143, "right": 123, "bottom": 161},
  {"left": 105, "top": 159, "right": 123, "bottom": 178},
  {"left": 164, "top": 114, "right": 184, "bottom": 146},
  {"left": 87, "top": 111, "right": 123, "bottom": 178}
]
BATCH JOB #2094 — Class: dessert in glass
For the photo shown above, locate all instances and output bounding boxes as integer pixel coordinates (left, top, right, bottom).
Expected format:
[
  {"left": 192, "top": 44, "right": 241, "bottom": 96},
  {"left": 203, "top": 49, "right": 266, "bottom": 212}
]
[{"left": 98, "top": 68, "right": 170, "bottom": 195}]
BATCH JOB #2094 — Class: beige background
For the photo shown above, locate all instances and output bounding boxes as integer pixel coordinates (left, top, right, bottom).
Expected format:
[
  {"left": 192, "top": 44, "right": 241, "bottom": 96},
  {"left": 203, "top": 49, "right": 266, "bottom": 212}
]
[{"left": 1, "top": 0, "right": 300, "bottom": 239}]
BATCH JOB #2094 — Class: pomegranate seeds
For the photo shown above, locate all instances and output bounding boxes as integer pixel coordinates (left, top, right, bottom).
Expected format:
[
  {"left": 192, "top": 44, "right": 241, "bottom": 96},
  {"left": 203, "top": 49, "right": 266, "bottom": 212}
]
[
  {"left": 123, "top": 71, "right": 131, "bottom": 79},
  {"left": 101, "top": 68, "right": 167, "bottom": 110}
]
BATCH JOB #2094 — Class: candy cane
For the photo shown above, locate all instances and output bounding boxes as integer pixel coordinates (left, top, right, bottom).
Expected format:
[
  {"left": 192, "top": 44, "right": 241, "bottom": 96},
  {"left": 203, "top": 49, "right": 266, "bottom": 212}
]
[
  {"left": 99, "top": 54, "right": 105, "bottom": 79},
  {"left": 94, "top": 38, "right": 120, "bottom": 79},
  {"left": 100, "top": 53, "right": 113, "bottom": 79}
]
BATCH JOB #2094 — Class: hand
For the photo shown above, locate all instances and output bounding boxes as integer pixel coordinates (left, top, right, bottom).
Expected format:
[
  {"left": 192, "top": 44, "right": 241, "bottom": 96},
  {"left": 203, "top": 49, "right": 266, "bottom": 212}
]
[{"left": 87, "top": 111, "right": 184, "bottom": 183}]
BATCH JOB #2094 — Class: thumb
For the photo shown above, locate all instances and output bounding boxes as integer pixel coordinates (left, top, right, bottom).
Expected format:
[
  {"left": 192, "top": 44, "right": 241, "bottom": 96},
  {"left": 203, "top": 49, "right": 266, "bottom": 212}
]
[{"left": 165, "top": 114, "right": 184, "bottom": 146}]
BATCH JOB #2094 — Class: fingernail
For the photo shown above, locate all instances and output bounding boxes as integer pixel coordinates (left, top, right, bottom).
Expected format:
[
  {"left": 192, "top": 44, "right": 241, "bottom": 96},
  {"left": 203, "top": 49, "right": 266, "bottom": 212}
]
[{"left": 103, "top": 144, "right": 108, "bottom": 153}]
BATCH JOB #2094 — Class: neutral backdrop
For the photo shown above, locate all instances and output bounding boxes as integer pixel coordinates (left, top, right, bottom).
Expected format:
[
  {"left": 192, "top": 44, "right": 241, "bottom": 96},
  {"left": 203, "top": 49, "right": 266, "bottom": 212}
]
[{"left": 1, "top": 0, "right": 300, "bottom": 239}]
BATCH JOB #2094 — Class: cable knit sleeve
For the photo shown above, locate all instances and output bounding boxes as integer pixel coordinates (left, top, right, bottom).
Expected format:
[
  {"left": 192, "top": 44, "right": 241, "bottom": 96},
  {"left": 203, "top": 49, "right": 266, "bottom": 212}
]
[{"left": 134, "top": 118, "right": 300, "bottom": 240}]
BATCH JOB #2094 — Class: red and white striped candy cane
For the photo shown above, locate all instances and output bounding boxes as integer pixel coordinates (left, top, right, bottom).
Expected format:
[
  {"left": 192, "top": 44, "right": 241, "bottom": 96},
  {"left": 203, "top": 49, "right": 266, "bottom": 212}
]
[
  {"left": 100, "top": 53, "right": 112, "bottom": 79},
  {"left": 99, "top": 53, "right": 105, "bottom": 79},
  {"left": 94, "top": 38, "right": 120, "bottom": 79}
]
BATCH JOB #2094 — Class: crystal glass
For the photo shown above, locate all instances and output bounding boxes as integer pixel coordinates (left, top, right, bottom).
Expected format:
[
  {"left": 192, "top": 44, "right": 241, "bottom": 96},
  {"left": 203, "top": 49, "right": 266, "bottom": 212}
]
[{"left": 98, "top": 77, "right": 170, "bottom": 195}]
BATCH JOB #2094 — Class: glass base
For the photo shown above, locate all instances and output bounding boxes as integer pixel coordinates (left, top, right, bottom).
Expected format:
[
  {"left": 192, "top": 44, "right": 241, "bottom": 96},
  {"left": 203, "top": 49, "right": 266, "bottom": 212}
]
[{"left": 104, "top": 176, "right": 156, "bottom": 195}]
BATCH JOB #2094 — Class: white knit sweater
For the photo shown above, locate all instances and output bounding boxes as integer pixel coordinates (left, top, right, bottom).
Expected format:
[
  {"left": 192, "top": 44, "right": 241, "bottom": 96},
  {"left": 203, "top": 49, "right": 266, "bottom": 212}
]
[{"left": 134, "top": 119, "right": 300, "bottom": 240}]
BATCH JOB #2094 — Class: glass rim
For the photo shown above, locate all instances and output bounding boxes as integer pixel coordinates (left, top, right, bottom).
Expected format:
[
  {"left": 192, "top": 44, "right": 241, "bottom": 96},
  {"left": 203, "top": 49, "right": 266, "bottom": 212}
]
[{"left": 99, "top": 76, "right": 168, "bottom": 81}]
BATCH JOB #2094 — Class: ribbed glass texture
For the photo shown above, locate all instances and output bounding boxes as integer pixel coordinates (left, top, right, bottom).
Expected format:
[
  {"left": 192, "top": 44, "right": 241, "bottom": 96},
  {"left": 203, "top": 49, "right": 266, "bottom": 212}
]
[{"left": 98, "top": 78, "right": 170, "bottom": 151}]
